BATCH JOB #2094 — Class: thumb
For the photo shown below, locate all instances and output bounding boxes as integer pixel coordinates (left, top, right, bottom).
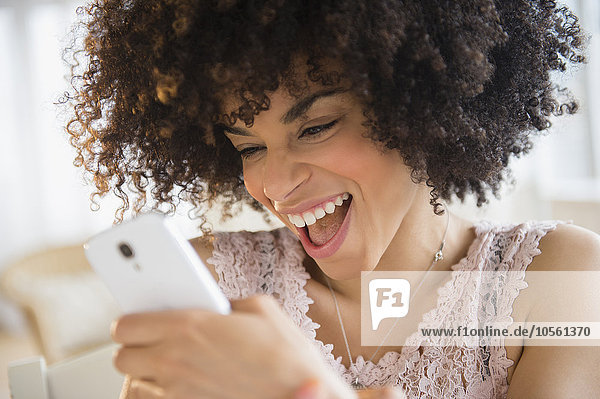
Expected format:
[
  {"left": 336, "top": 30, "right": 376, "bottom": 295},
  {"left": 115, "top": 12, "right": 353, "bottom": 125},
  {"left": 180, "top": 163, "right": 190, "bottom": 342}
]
[
  {"left": 356, "top": 386, "right": 407, "bottom": 399},
  {"left": 230, "top": 294, "right": 280, "bottom": 314},
  {"left": 379, "top": 386, "right": 407, "bottom": 399}
]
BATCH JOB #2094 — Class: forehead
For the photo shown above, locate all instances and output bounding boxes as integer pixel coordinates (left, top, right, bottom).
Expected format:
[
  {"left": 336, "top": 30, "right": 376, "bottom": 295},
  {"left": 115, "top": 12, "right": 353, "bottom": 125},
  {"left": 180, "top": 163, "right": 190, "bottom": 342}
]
[
  {"left": 216, "top": 56, "right": 348, "bottom": 126},
  {"left": 224, "top": 87, "right": 358, "bottom": 134}
]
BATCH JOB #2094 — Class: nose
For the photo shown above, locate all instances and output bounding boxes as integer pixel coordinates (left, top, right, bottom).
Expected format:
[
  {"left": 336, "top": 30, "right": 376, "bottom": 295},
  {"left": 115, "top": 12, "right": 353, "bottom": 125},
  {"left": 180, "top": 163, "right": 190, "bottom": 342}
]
[{"left": 262, "top": 147, "right": 309, "bottom": 202}]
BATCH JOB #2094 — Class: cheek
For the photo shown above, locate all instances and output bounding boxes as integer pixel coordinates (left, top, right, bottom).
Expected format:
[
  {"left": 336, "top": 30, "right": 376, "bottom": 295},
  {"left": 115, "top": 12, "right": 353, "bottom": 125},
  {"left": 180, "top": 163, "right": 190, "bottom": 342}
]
[
  {"left": 242, "top": 167, "right": 276, "bottom": 213},
  {"left": 242, "top": 168, "right": 263, "bottom": 201},
  {"left": 306, "top": 131, "right": 373, "bottom": 177},
  {"left": 322, "top": 136, "right": 402, "bottom": 186},
  {"left": 337, "top": 141, "right": 414, "bottom": 212}
]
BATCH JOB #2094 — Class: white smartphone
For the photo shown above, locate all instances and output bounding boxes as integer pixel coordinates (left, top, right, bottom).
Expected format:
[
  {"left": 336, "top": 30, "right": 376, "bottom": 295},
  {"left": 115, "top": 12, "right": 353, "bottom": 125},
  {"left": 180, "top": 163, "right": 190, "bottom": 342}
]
[{"left": 83, "top": 212, "right": 231, "bottom": 315}]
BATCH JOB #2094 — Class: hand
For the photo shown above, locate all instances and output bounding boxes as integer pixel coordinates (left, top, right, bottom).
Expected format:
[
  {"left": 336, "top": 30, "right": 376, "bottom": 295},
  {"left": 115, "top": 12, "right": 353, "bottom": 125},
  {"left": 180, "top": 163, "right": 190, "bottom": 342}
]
[
  {"left": 112, "top": 295, "right": 355, "bottom": 399},
  {"left": 355, "top": 387, "right": 406, "bottom": 399},
  {"left": 293, "top": 379, "right": 406, "bottom": 399}
]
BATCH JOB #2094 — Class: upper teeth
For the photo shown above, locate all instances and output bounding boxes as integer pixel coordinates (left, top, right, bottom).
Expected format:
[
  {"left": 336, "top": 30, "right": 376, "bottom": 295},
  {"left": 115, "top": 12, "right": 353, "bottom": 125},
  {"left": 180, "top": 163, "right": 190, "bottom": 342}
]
[{"left": 286, "top": 193, "right": 350, "bottom": 228}]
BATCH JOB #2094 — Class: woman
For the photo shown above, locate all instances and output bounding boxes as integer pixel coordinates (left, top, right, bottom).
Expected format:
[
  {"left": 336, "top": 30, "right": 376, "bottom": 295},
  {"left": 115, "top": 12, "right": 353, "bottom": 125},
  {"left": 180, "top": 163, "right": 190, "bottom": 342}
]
[{"left": 65, "top": 0, "right": 600, "bottom": 397}]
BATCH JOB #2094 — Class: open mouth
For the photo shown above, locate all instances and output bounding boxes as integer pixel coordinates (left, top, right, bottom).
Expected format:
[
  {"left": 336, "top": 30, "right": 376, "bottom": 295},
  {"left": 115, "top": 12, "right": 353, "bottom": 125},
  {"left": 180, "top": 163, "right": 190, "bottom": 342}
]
[
  {"left": 294, "top": 194, "right": 353, "bottom": 259},
  {"left": 302, "top": 195, "right": 352, "bottom": 246}
]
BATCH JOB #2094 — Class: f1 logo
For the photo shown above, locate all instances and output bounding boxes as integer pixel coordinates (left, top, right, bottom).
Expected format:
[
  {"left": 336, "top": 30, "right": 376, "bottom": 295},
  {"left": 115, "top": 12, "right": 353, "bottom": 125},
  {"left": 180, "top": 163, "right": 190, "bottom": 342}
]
[{"left": 369, "top": 279, "right": 410, "bottom": 330}]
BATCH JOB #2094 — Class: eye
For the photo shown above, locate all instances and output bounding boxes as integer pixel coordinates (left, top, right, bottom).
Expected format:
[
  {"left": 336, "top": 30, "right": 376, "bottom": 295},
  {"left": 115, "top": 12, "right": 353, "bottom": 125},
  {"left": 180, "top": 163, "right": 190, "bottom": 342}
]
[
  {"left": 238, "top": 146, "right": 264, "bottom": 160},
  {"left": 299, "top": 119, "right": 339, "bottom": 139}
]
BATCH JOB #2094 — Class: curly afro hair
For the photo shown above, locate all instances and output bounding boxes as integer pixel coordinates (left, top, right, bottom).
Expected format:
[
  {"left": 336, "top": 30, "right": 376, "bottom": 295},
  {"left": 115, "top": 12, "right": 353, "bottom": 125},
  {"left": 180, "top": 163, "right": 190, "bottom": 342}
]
[{"left": 64, "top": 0, "right": 585, "bottom": 236}]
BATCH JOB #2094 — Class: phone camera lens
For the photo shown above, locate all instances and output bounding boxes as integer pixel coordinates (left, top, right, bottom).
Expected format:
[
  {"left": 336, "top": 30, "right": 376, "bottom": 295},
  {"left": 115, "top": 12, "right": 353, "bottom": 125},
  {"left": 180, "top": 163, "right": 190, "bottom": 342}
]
[{"left": 118, "top": 243, "right": 134, "bottom": 258}]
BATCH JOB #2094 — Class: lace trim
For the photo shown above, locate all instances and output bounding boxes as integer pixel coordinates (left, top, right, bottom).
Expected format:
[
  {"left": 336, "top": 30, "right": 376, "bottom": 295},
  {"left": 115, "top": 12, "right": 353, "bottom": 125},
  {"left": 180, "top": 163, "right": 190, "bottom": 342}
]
[
  {"left": 482, "top": 220, "right": 567, "bottom": 398},
  {"left": 206, "top": 228, "right": 321, "bottom": 340},
  {"left": 206, "top": 220, "right": 566, "bottom": 398}
]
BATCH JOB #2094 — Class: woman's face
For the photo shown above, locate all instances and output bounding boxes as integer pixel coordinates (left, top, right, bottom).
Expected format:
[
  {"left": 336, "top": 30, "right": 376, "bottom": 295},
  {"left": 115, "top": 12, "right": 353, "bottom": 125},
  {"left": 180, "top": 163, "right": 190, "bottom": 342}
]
[{"left": 223, "top": 85, "right": 421, "bottom": 279}]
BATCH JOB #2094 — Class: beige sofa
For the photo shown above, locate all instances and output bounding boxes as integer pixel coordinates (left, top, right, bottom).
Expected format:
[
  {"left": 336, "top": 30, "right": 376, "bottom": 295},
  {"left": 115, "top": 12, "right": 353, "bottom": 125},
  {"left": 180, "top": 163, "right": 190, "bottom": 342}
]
[
  {"left": 0, "top": 244, "right": 121, "bottom": 363},
  {"left": 1, "top": 244, "right": 126, "bottom": 398}
]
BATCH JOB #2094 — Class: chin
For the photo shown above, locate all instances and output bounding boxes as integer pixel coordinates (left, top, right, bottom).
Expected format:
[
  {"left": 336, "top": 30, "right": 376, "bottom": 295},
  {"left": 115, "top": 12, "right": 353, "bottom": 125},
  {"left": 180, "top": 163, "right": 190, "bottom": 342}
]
[{"left": 315, "top": 253, "right": 378, "bottom": 281}]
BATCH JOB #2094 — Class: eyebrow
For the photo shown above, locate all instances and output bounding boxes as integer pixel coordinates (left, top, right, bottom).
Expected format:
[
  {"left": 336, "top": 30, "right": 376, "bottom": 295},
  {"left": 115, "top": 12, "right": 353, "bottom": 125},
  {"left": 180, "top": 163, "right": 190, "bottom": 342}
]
[
  {"left": 222, "top": 125, "right": 254, "bottom": 137},
  {"left": 281, "top": 87, "right": 348, "bottom": 124},
  {"left": 221, "top": 87, "right": 347, "bottom": 137}
]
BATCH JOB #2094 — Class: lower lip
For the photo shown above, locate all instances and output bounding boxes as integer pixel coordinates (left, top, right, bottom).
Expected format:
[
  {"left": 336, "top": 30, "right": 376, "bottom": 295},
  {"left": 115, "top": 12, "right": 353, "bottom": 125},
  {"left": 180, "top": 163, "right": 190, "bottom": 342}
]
[{"left": 295, "top": 199, "right": 353, "bottom": 259}]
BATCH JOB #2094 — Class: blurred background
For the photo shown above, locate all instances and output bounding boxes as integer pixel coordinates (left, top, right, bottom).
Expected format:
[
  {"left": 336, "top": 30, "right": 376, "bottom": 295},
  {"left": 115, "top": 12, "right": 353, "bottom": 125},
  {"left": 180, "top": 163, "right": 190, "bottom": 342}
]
[{"left": 0, "top": 0, "right": 599, "bottom": 397}]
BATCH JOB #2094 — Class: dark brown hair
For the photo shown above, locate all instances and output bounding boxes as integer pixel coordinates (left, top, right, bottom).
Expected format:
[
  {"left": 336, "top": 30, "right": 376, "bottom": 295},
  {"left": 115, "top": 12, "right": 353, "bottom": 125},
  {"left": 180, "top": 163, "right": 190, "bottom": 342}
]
[{"left": 63, "top": 0, "right": 585, "bottom": 235}]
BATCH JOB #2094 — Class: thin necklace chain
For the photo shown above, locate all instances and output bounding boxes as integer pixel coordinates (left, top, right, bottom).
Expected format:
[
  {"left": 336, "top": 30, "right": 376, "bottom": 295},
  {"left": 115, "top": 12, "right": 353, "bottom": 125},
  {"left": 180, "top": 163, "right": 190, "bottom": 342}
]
[{"left": 324, "top": 209, "right": 450, "bottom": 389}]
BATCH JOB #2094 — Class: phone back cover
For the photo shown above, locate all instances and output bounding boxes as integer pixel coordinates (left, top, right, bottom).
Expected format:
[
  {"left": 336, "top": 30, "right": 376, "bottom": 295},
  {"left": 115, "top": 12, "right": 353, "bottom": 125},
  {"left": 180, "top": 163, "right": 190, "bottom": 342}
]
[{"left": 84, "top": 213, "right": 230, "bottom": 315}]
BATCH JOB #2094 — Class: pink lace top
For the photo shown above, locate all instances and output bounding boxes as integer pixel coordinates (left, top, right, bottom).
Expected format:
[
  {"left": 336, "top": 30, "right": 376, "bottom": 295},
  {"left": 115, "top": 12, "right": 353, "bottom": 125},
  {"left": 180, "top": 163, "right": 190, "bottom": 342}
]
[{"left": 206, "top": 220, "right": 564, "bottom": 398}]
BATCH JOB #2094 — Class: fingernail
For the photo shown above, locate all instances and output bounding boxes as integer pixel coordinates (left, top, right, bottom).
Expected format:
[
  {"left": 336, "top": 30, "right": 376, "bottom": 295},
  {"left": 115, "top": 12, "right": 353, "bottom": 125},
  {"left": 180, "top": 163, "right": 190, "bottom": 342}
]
[{"left": 294, "top": 378, "right": 324, "bottom": 399}]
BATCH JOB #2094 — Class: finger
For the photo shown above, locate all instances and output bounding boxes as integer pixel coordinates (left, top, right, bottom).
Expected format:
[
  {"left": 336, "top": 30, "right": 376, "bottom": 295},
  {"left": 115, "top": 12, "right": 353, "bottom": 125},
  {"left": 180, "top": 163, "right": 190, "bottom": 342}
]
[
  {"left": 113, "top": 346, "right": 162, "bottom": 380},
  {"left": 230, "top": 294, "right": 279, "bottom": 314},
  {"left": 111, "top": 309, "right": 212, "bottom": 345},
  {"left": 112, "top": 314, "right": 165, "bottom": 345},
  {"left": 355, "top": 387, "right": 407, "bottom": 399},
  {"left": 292, "top": 378, "right": 328, "bottom": 399},
  {"left": 128, "top": 378, "right": 165, "bottom": 399},
  {"left": 356, "top": 389, "right": 381, "bottom": 399},
  {"left": 379, "top": 387, "right": 407, "bottom": 399}
]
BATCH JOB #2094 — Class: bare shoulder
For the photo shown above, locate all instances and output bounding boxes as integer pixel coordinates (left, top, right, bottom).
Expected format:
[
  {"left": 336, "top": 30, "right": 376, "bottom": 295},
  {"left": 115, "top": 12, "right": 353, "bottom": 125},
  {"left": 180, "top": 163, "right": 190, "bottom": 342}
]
[
  {"left": 507, "top": 223, "right": 600, "bottom": 397},
  {"left": 189, "top": 236, "right": 219, "bottom": 282},
  {"left": 529, "top": 223, "right": 600, "bottom": 271}
]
